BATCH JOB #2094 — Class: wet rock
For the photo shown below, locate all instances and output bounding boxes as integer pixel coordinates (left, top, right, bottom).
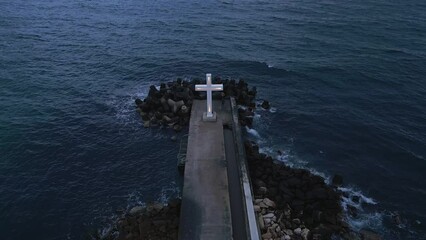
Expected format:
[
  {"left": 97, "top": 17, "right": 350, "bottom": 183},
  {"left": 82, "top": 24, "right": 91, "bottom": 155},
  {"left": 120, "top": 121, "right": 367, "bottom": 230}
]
[
  {"left": 135, "top": 98, "right": 143, "bottom": 106},
  {"left": 348, "top": 205, "right": 358, "bottom": 217},
  {"left": 246, "top": 141, "right": 346, "bottom": 239},
  {"left": 129, "top": 206, "right": 144, "bottom": 215},
  {"left": 391, "top": 211, "right": 402, "bottom": 225},
  {"left": 332, "top": 174, "right": 343, "bottom": 187},
  {"left": 148, "top": 85, "right": 159, "bottom": 98},
  {"left": 261, "top": 100, "right": 271, "bottom": 109},
  {"left": 352, "top": 195, "right": 360, "bottom": 203}
]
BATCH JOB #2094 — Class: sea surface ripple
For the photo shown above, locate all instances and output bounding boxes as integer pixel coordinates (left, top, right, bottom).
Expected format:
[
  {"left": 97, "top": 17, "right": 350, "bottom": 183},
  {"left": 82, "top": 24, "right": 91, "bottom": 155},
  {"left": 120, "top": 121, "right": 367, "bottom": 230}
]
[{"left": 0, "top": 0, "right": 425, "bottom": 239}]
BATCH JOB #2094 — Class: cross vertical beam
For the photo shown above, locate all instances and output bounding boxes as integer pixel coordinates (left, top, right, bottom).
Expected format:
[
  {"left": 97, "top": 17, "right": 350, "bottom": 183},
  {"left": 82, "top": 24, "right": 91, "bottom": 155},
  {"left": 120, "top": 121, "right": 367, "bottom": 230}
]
[{"left": 195, "top": 73, "right": 223, "bottom": 121}]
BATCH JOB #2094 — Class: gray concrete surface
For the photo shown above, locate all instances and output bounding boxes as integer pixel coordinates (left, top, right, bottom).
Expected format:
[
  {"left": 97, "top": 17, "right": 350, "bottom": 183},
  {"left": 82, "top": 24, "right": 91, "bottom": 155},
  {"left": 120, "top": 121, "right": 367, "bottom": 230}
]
[
  {"left": 178, "top": 99, "right": 259, "bottom": 240},
  {"left": 178, "top": 100, "right": 232, "bottom": 240}
]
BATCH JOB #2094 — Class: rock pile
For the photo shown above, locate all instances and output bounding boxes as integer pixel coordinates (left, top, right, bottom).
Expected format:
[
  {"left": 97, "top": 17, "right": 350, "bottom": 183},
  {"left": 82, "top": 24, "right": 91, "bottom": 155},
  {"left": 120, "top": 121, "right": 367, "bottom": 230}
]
[
  {"left": 254, "top": 197, "right": 310, "bottom": 240},
  {"left": 245, "top": 141, "right": 350, "bottom": 240},
  {"left": 134, "top": 80, "right": 193, "bottom": 130},
  {"left": 134, "top": 77, "right": 266, "bottom": 129},
  {"left": 101, "top": 199, "right": 181, "bottom": 240}
]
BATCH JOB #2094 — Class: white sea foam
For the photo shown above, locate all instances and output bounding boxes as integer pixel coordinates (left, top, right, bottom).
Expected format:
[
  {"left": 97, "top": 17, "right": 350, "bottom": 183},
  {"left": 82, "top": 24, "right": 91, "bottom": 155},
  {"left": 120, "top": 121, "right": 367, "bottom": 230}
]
[
  {"left": 245, "top": 126, "right": 261, "bottom": 138},
  {"left": 339, "top": 186, "right": 378, "bottom": 206},
  {"left": 157, "top": 182, "right": 180, "bottom": 204},
  {"left": 250, "top": 105, "right": 385, "bottom": 235},
  {"left": 238, "top": 105, "right": 247, "bottom": 110},
  {"left": 259, "top": 146, "right": 274, "bottom": 155},
  {"left": 337, "top": 185, "right": 385, "bottom": 234},
  {"left": 347, "top": 212, "right": 384, "bottom": 231}
]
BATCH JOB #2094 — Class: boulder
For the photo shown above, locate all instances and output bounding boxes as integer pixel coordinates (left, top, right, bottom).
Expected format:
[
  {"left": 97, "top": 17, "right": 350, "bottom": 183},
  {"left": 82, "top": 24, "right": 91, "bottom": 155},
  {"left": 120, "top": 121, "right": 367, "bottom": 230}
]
[
  {"left": 352, "top": 195, "right": 360, "bottom": 203},
  {"left": 258, "top": 215, "right": 265, "bottom": 230},
  {"left": 261, "top": 100, "right": 271, "bottom": 109},
  {"left": 283, "top": 229, "right": 293, "bottom": 236},
  {"left": 167, "top": 99, "right": 185, "bottom": 113},
  {"left": 332, "top": 174, "right": 343, "bottom": 187},
  {"left": 294, "top": 227, "right": 302, "bottom": 235},
  {"left": 301, "top": 228, "right": 310, "bottom": 240},
  {"left": 160, "top": 97, "right": 170, "bottom": 112},
  {"left": 148, "top": 85, "right": 159, "bottom": 98},
  {"left": 306, "top": 188, "right": 328, "bottom": 200},
  {"left": 180, "top": 105, "right": 189, "bottom": 114},
  {"left": 254, "top": 205, "right": 261, "bottom": 212},
  {"left": 391, "top": 211, "right": 402, "bottom": 225},
  {"left": 173, "top": 124, "right": 182, "bottom": 132},
  {"left": 255, "top": 179, "right": 267, "bottom": 188},
  {"left": 348, "top": 205, "right": 358, "bottom": 217},
  {"left": 292, "top": 218, "right": 301, "bottom": 225},
  {"left": 259, "top": 202, "right": 268, "bottom": 208},
  {"left": 129, "top": 206, "right": 144, "bottom": 215},
  {"left": 135, "top": 98, "right": 143, "bottom": 106},
  {"left": 263, "top": 198, "right": 276, "bottom": 208},
  {"left": 261, "top": 232, "right": 272, "bottom": 239},
  {"left": 259, "top": 186, "right": 268, "bottom": 195}
]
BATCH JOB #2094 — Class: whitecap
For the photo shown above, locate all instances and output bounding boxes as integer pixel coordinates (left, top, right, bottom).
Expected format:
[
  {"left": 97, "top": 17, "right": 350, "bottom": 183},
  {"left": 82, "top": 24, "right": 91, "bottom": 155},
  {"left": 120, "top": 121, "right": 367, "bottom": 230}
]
[
  {"left": 245, "top": 126, "right": 261, "bottom": 138},
  {"left": 259, "top": 146, "right": 274, "bottom": 155},
  {"left": 347, "top": 212, "right": 384, "bottom": 231},
  {"left": 156, "top": 182, "right": 180, "bottom": 204},
  {"left": 339, "top": 187, "right": 378, "bottom": 206}
]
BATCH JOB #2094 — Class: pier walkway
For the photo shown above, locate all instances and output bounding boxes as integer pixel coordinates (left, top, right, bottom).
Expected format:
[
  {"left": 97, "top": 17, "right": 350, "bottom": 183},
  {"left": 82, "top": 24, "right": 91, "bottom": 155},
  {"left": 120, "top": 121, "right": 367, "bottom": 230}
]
[{"left": 178, "top": 99, "right": 259, "bottom": 240}]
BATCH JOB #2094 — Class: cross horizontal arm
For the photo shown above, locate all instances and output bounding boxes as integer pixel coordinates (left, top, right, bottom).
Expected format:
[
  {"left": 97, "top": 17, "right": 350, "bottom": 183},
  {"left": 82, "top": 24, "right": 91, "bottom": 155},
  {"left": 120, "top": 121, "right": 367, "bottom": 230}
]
[{"left": 195, "top": 84, "right": 223, "bottom": 91}]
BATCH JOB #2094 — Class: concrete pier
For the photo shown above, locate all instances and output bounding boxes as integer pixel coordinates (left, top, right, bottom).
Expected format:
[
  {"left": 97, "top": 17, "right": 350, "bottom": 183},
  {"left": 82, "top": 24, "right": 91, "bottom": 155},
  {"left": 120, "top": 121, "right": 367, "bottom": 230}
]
[{"left": 178, "top": 99, "right": 259, "bottom": 240}]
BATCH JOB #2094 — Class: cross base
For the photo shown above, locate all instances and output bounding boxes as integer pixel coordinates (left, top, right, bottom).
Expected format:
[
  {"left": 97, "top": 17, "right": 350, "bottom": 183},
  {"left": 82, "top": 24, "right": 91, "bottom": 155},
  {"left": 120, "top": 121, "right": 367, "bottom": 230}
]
[{"left": 202, "top": 112, "right": 217, "bottom": 122}]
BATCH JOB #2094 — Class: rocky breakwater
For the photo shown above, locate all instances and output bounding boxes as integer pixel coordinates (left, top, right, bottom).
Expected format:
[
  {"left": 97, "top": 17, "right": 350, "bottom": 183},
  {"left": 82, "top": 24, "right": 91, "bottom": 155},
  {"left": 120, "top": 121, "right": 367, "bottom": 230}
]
[
  {"left": 134, "top": 79, "right": 193, "bottom": 131},
  {"left": 245, "top": 141, "right": 350, "bottom": 240},
  {"left": 134, "top": 77, "right": 267, "bottom": 129},
  {"left": 101, "top": 199, "right": 181, "bottom": 240}
]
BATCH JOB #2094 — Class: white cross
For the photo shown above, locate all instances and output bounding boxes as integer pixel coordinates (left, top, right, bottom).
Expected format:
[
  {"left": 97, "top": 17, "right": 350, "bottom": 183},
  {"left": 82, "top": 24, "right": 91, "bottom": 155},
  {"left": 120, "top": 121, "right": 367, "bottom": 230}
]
[{"left": 195, "top": 73, "right": 223, "bottom": 120}]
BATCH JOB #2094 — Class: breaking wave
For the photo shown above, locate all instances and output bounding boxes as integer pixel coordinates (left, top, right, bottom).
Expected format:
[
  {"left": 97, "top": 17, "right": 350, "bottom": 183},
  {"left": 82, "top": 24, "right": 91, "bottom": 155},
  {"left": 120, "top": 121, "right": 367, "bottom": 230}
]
[{"left": 248, "top": 102, "right": 388, "bottom": 236}]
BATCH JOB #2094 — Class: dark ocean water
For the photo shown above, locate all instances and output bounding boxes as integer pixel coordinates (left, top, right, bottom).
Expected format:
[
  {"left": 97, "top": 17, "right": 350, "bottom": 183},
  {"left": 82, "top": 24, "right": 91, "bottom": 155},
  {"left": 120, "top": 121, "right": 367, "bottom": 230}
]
[{"left": 1, "top": 0, "right": 425, "bottom": 239}]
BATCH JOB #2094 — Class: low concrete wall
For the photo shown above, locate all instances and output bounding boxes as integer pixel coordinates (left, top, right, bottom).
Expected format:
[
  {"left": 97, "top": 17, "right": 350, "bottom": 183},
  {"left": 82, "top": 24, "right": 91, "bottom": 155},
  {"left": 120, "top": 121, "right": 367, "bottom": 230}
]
[{"left": 230, "top": 97, "right": 261, "bottom": 240}]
